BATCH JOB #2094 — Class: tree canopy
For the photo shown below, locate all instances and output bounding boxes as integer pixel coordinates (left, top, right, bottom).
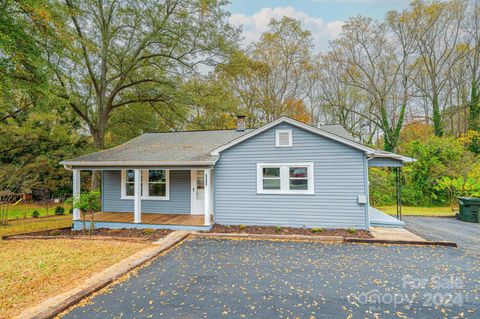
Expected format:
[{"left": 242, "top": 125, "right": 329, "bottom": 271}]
[{"left": 0, "top": 0, "right": 479, "bottom": 207}]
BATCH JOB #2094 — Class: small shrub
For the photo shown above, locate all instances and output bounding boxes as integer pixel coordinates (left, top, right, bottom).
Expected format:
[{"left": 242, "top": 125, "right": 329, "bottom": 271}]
[
  {"left": 69, "top": 208, "right": 74, "bottom": 214},
  {"left": 275, "top": 226, "right": 282, "bottom": 234},
  {"left": 107, "top": 229, "right": 122, "bottom": 235},
  {"left": 239, "top": 224, "right": 247, "bottom": 230},
  {"left": 311, "top": 227, "right": 324, "bottom": 234},
  {"left": 55, "top": 206, "right": 65, "bottom": 215},
  {"left": 31, "top": 210, "right": 40, "bottom": 218},
  {"left": 143, "top": 228, "right": 156, "bottom": 235},
  {"left": 50, "top": 230, "right": 61, "bottom": 236},
  {"left": 347, "top": 228, "right": 357, "bottom": 234}
]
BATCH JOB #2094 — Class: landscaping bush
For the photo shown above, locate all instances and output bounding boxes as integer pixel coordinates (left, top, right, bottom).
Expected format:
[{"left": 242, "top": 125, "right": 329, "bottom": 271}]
[
  {"left": 311, "top": 227, "right": 324, "bottom": 234},
  {"left": 369, "top": 168, "right": 395, "bottom": 206},
  {"left": 275, "top": 226, "right": 282, "bottom": 234},
  {"left": 370, "top": 130, "right": 479, "bottom": 207},
  {"left": 54, "top": 206, "right": 65, "bottom": 215},
  {"left": 143, "top": 228, "right": 156, "bottom": 235},
  {"left": 31, "top": 210, "right": 40, "bottom": 218},
  {"left": 347, "top": 228, "right": 357, "bottom": 235}
]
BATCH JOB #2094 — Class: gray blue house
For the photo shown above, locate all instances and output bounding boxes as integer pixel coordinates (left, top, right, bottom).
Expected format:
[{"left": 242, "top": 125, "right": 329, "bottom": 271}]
[{"left": 61, "top": 116, "right": 412, "bottom": 231}]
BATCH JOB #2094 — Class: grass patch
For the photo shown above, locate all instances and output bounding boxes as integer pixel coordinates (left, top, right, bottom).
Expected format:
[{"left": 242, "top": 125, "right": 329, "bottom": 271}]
[
  {"left": 0, "top": 239, "right": 150, "bottom": 318},
  {"left": 3, "top": 203, "right": 72, "bottom": 220},
  {"left": 378, "top": 206, "right": 454, "bottom": 217},
  {"left": 0, "top": 215, "right": 72, "bottom": 238}
]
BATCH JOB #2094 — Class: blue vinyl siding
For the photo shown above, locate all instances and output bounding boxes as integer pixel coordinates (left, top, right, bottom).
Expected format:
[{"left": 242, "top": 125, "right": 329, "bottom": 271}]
[
  {"left": 102, "top": 170, "right": 191, "bottom": 214},
  {"left": 214, "top": 122, "right": 369, "bottom": 229}
]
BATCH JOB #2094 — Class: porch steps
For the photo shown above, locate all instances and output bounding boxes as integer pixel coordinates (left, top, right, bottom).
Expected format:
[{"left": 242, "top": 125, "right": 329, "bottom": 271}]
[
  {"left": 153, "top": 230, "right": 191, "bottom": 245},
  {"left": 370, "top": 206, "right": 405, "bottom": 228}
]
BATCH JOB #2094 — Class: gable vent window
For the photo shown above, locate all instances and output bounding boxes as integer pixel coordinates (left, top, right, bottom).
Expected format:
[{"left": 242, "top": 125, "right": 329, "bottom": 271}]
[{"left": 275, "top": 129, "right": 293, "bottom": 147}]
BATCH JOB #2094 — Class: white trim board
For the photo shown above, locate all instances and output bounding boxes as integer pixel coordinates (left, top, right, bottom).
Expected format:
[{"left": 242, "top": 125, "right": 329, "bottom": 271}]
[{"left": 61, "top": 160, "right": 216, "bottom": 169}]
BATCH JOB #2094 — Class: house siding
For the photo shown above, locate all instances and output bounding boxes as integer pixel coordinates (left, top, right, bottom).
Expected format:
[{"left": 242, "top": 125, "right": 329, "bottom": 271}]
[
  {"left": 214, "top": 122, "right": 368, "bottom": 229},
  {"left": 102, "top": 170, "right": 191, "bottom": 214}
]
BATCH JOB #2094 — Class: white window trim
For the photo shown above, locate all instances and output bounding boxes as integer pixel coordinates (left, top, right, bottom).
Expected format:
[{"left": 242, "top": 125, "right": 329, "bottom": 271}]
[
  {"left": 256, "top": 162, "right": 314, "bottom": 195},
  {"left": 275, "top": 129, "right": 293, "bottom": 147},
  {"left": 121, "top": 169, "right": 170, "bottom": 200}
]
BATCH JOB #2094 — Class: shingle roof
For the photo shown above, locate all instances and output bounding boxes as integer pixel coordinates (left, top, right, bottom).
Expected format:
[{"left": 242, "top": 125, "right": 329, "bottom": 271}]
[
  {"left": 62, "top": 129, "right": 255, "bottom": 165},
  {"left": 62, "top": 120, "right": 413, "bottom": 167},
  {"left": 317, "top": 124, "right": 357, "bottom": 142}
]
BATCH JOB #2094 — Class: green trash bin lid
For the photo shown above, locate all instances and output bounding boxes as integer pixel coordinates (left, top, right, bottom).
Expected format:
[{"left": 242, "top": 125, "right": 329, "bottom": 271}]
[{"left": 458, "top": 197, "right": 480, "bottom": 204}]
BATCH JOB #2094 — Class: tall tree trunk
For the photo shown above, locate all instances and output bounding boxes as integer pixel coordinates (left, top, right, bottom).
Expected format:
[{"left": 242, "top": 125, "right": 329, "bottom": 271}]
[
  {"left": 432, "top": 93, "right": 443, "bottom": 136},
  {"left": 469, "top": 80, "right": 480, "bottom": 131},
  {"left": 91, "top": 126, "right": 105, "bottom": 190}
]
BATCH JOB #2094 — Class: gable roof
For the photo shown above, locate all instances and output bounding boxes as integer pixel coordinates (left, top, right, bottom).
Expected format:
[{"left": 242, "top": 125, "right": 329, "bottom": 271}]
[
  {"left": 211, "top": 117, "right": 414, "bottom": 163},
  {"left": 211, "top": 117, "right": 374, "bottom": 155},
  {"left": 61, "top": 117, "right": 414, "bottom": 168}
]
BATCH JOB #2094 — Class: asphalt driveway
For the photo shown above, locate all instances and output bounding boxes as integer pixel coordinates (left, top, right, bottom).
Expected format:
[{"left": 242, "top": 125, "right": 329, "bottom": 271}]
[
  {"left": 404, "top": 216, "right": 480, "bottom": 255},
  {"left": 62, "top": 238, "right": 479, "bottom": 319}
]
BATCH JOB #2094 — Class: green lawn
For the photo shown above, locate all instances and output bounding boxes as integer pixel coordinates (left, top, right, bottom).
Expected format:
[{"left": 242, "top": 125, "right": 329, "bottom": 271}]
[
  {"left": 3, "top": 203, "right": 71, "bottom": 220},
  {"left": 0, "top": 215, "right": 72, "bottom": 237},
  {"left": 377, "top": 206, "right": 454, "bottom": 217}
]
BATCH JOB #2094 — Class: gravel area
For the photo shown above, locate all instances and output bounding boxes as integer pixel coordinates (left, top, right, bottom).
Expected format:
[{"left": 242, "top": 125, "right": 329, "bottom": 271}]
[
  {"left": 61, "top": 238, "right": 479, "bottom": 319},
  {"left": 404, "top": 216, "right": 480, "bottom": 255}
]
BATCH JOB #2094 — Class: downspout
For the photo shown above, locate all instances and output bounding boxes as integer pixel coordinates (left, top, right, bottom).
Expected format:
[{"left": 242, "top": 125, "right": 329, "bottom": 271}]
[{"left": 364, "top": 154, "right": 372, "bottom": 229}]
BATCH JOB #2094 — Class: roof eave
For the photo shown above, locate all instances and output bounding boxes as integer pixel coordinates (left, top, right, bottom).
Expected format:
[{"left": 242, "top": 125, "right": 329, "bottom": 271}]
[
  {"left": 368, "top": 153, "right": 416, "bottom": 163},
  {"left": 60, "top": 160, "right": 217, "bottom": 168}
]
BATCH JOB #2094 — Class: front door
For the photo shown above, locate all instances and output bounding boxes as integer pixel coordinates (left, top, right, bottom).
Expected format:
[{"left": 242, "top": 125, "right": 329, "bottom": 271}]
[{"left": 191, "top": 170, "right": 205, "bottom": 214}]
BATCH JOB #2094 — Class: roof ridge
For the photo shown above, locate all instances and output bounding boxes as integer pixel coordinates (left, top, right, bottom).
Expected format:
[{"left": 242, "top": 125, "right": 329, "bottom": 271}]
[{"left": 145, "top": 128, "right": 255, "bottom": 134}]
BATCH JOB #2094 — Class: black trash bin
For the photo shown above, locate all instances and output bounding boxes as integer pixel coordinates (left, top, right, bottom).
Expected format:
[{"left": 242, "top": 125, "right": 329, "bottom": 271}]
[{"left": 458, "top": 197, "right": 480, "bottom": 223}]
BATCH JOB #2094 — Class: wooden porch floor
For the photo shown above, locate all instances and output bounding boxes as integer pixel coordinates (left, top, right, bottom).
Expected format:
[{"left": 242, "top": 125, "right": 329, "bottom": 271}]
[{"left": 94, "top": 212, "right": 205, "bottom": 226}]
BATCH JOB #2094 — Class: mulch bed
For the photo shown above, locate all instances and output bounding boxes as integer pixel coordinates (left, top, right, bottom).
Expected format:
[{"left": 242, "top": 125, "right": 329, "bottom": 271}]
[
  {"left": 11, "top": 228, "right": 172, "bottom": 241},
  {"left": 205, "top": 224, "right": 373, "bottom": 239}
]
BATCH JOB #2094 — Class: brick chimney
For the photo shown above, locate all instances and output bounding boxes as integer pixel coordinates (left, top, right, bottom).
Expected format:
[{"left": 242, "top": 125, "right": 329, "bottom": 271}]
[{"left": 236, "top": 115, "right": 246, "bottom": 131}]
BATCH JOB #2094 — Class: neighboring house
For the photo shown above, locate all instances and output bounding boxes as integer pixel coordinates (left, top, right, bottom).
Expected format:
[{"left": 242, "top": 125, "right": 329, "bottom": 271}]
[{"left": 61, "top": 116, "right": 413, "bottom": 231}]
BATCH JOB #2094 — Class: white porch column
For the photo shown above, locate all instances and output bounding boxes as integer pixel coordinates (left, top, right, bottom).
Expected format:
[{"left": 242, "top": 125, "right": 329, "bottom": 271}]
[
  {"left": 72, "top": 169, "right": 81, "bottom": 220},
  {"left": 204, "top": 168, "right": 211, "bottom": 225},
  {"left": 134, "top": 169, "right": 142, "bottom": 223}
]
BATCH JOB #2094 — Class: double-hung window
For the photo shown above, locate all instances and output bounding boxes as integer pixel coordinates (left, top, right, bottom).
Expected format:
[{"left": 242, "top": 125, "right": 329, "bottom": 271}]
[
  {"left": 257, "top": 163, "right": 314, "bottom": 194},
  {"left": 121, "top": 169, "right": 169, "bottom": 200},
  {"left": 144, "top": 170, "right": 167, "bottom": 198},
  {"left": 124, "top": 170, "right": 136, "bottom": 197}
]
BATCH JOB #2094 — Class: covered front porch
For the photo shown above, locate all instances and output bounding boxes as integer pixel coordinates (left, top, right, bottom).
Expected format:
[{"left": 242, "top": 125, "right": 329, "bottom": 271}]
[{"left": 69, "top": 166, "right": 214, "bottom": 231}]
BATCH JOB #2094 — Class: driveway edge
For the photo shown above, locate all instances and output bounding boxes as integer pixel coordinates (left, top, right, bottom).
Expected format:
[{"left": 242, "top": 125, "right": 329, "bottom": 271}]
[
  {"left": 345, "top": 238, "right": 457, "bottom": 247},
  {"left": 191, "top": 232, "right": 345, "bottom": 242},
  {"left": 15, "top": 231, "right": 190, "bottom": 319},
  {"left": 192, "top": 232, "right": 457, "bottom": 247}
]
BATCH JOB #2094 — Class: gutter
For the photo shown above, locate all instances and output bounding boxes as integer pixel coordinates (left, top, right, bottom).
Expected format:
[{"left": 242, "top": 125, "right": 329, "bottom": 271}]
[{"left": 60, "top": 160, "right": 217, "bottom": 170}]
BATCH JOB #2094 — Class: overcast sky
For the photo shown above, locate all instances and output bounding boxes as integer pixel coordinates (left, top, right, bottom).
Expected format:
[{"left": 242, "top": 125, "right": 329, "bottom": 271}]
[{"left": 227, "top": 0, "right": 411, "bottom": 52}]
